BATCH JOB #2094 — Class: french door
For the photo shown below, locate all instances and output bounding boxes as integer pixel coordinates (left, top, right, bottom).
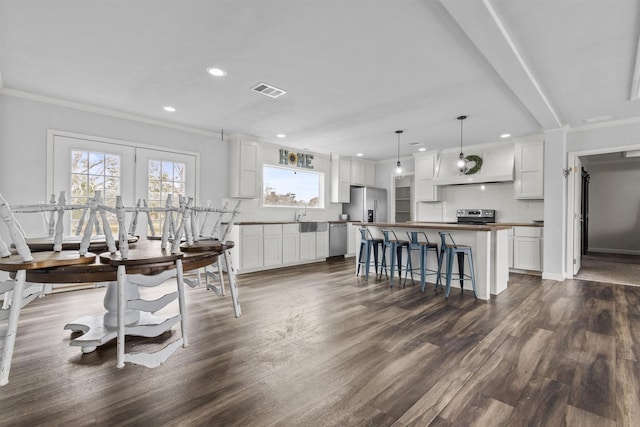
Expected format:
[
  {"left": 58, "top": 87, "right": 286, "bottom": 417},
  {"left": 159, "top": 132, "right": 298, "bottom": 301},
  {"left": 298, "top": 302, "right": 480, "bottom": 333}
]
[{"left": 49, "top": 132, "right": 197, "bottom": 236}]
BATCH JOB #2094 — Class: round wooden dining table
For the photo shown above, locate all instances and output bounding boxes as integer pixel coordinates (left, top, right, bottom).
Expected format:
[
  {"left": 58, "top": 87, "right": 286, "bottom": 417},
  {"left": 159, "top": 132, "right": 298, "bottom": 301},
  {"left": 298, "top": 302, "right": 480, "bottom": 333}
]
[{"left": 9, "top": 238, "right": 235, "bottom": 354}]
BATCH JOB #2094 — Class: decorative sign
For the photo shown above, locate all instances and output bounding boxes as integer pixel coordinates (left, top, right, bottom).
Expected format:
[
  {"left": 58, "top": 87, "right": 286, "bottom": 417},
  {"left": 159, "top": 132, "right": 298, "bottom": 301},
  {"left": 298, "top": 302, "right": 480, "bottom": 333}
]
[
  {"left": 279, "top": 148, "right": 314, "bottom": 169},
  {"left": 465, "top": 154, "right": 483, "bottom": 175}
]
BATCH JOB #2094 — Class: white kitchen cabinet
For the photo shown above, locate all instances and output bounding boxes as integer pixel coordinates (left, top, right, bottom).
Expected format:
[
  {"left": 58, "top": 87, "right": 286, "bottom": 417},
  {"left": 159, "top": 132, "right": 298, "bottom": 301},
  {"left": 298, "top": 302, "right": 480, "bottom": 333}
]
[
  {"left": 413, "top": 151, "right": 440, "bottom": 202},
  {"left": 515, "top": 138, "right": 544, "bottom": 199},
  {"left": 316, "top": 230, "right": 329, "bottom": 259},
  {"left": 240, "top": 225, "right": 264, "bottom": 270},
  {"left": 364, "top": 160, "right": 376, "bottom": 186},
  {"left": 347, "top": 222, "right": 358, "bottom": 257},
  {"left": 300, "top": 232, "right": 317, "bottom": 260},
  {"left": 263, "top": 224, "right": 283, "bottom": 267},
  {"left": 229, "top": 136, "right": 260, "bottom": 198},
  {"left": 508, "top": 227, "right": 514, "bottom": 269},
  {"left": 512, "top": 226, "right": 543, "bottom": 271},
  {"left": 331, "top": 155, "right": 351, "bottom": 203},
  {"left": 351, "top": 158, "right": 366, "bottom": 186},
  {"left": 282, "top": 223, "right": 300, "bottom": 264}
]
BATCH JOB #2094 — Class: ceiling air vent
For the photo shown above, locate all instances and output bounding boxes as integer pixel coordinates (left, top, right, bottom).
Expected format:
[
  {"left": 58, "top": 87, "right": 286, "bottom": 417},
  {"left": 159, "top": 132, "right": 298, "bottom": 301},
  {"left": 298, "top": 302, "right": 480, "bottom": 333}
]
[{"left": 252, "top": 82, "right": 287, "bottom": 98}]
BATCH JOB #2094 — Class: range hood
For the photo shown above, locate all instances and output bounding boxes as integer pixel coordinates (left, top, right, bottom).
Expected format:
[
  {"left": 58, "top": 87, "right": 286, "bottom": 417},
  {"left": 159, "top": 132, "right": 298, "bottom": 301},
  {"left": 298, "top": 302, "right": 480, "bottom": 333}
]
[{"left": 435, "top": 142, "right": 514, "bottom": 185}]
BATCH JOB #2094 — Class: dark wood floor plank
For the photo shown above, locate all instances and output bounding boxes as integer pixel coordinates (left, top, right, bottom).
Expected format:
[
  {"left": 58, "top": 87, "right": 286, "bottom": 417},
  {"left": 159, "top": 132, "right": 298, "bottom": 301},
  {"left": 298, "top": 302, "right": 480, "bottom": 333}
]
[
  {"left": 569, "top": 330, "right": 617, "bottom": 421},
  {"left": 505, "top": 375, "right": 570, "bottom": 426},
  {"left": 616, "top": 358, "right": 640, "bottom": 426},
  {"left": 565, "top": 404, "right": 616, "bottom": 427},
  {"left": 1, "top": 257, "right": 640, "bottom": 426}
]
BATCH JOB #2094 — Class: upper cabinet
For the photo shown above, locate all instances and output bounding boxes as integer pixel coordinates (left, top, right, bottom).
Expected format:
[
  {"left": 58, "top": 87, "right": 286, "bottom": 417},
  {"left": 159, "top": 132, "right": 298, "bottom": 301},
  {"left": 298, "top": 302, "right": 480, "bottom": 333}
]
[
  {"left": 413, "top": 151, "right": 440, "bottom": 202},
  {"left": 351, "top": 158, "right": 376, "bottom": 187},
  {"left": 350, "top": 158, "right": 365, "bottom": 186},
  {"left": 331, "top": 155, "right": 351, "bottom": 203},
  {"left": 514, "top": 138, "right": 544, "bottom": 199},
  {"left": 229, "top": 135, "right": 259, "bottom": 198}
]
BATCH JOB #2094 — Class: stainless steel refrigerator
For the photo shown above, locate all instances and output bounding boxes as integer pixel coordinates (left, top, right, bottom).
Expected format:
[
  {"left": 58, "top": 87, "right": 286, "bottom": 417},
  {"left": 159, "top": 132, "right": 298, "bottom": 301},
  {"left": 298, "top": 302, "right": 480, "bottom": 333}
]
[{"left": 342, "top": 187, "right": 388, "bottom": 222}]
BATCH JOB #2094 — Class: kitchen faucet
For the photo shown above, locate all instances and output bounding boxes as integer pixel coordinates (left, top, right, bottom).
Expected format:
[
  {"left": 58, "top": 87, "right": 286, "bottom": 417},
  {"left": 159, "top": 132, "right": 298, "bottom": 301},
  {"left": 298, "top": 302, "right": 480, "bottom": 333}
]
[{"left": 295, "top": 200, "right": 307, "bottom": 221}]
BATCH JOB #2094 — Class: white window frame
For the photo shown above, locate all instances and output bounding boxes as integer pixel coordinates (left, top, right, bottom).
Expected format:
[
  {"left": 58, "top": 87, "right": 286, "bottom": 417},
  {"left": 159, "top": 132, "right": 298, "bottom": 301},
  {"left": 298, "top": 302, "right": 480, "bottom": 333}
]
[
  {"left": 262, "top": 164, "right": 325, "bottom": 209},
  {"left": 47, "top": 129, "right": 200, "bottom": 220}
]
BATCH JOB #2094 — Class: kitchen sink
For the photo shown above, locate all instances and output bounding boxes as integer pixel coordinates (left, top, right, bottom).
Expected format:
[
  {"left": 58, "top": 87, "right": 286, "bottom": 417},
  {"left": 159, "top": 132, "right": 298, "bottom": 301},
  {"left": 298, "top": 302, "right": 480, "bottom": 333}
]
[{"left": 299, "top": 221, "right": 328, "bottom": 232}]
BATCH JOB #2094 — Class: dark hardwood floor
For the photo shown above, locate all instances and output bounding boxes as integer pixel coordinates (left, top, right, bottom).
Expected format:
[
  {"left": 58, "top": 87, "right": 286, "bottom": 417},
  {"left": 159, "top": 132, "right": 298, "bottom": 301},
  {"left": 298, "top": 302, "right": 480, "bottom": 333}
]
[{"left": 1, "top": 257, "right": 639, "bottom": 426}]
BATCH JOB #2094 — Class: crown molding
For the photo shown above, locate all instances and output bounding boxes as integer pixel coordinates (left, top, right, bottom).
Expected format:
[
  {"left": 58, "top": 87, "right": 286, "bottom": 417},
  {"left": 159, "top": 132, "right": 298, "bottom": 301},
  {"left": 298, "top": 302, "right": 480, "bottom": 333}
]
[{"left": 0, "top": 87, "right": 222, "bottom": 139}]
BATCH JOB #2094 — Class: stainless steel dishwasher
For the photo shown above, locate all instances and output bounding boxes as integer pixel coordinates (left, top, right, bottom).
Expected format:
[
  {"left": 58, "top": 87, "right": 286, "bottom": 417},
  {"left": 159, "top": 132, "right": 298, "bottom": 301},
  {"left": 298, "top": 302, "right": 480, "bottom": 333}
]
[{"left": 329, "top": 222, "right": 348, "bottom": 256}]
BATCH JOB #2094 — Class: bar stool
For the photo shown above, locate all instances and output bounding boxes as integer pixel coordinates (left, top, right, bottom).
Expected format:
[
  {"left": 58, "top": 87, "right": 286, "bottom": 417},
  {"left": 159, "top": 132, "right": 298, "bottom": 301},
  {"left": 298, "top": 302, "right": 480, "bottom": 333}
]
[
  {"left": 406, "top": 231, "right": 440, "bottom": 292},
  {"left": 356, "top": 228, "right": 384, "bottom": 281},
  {"left": 380, "top": 229, "right": 412, "bottom": 287},
  {"left": 436, "top": 232, "right": 477, "bottom": 299}
]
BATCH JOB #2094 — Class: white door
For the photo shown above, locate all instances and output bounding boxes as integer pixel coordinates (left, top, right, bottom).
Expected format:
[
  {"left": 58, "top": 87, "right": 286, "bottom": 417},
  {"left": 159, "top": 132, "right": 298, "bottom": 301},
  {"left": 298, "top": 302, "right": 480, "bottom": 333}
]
[
  {"left": 572, "top": 157, "right": 583, "bottom": 275},
  {"left": 134, "top": 148, "right": 197, "bottom": 236},
  {"left": 51, "top": 135, "right": 135, "bottom": 233}
]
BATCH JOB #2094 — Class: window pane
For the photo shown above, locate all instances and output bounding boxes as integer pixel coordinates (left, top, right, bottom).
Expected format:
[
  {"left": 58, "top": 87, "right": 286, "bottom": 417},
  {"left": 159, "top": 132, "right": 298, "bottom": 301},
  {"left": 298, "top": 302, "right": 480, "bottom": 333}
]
[
  {"left": 71, "top": 174, "right": 88, "bottom": 198},
  {"left": 105, "top": 155, "right": 120, "bottom": 176},
  {"left": 161, "top": 161, "right": 173, "bottom": 181},
  {"left": 263, "top": 165, "right": 323, "bottom": 208},
  {"left": 88, "top": 152, "right": 105, "bottom": 175},
  {"left": 149, "top": 160, "right": 161, "bottom": 180},
  {"left": 71, "top": 151, "right": 88, "bottom": 174}
]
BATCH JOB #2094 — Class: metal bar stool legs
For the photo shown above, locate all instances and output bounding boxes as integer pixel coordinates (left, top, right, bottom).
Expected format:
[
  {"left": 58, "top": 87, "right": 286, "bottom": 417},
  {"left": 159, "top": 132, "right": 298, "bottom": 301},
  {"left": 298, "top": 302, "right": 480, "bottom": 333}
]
[
  {"left": 357, "top": 229, "right": 383, "bottom": 281},
  {"left": 405, "top": 232, "right": 440, "bottom": 292},
  {"left": 381, "top": 230, "right": 412, "bottom": 288},
  {"left": 436, "top": 232, "right": 477, "bottom": 299}
]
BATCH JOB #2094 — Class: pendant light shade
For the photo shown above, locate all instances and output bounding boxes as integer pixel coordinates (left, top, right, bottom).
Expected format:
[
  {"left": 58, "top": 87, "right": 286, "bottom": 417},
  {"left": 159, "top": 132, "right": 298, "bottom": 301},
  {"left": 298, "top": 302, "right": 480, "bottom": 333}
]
[
  {"left": 452, "top": 115, "right": 469, "bottom": 175},
  {"left": 394, "top": 130, "right": 404, "bottom": 179}
]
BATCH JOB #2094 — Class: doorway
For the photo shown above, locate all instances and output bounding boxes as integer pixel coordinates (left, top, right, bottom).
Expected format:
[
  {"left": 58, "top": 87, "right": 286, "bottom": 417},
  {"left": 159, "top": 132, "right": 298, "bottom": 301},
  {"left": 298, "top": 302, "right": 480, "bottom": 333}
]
[{"left": 567, "top": 147, "right": 640, "bottom": 282}]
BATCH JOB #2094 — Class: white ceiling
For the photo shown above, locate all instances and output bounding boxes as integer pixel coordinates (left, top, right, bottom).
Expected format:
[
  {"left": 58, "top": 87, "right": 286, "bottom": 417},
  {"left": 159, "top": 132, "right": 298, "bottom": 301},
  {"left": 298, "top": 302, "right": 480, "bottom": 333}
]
[{"left": 1, "top": 0, "right": 639, "bottom": 161}]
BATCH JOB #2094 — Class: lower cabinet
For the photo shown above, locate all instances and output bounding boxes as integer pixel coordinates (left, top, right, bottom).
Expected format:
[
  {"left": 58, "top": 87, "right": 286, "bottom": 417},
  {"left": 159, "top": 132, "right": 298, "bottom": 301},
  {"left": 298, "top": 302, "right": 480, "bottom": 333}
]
[
  {"left": 232, "top": 224, "right": 327, "bottom": 273},
  {"left": 263, "top": 224, "right": 283, "bottom": 267},
  {"left": 316, "top": 230, "right": 329, "bottom": 259},
  {"left": 300, "top": 232, "right": 317, "bottom": 260},
  {"left": 240, "top": 225, "right": 264, "bottom": 270},
  {"left": 511, "top": 226, "right": 543, "bottom": 272},
  {"left": 347, "top": 223, "right": 358, "bottom": 257},
  {"left": 282, "top": 224, "right": 300, "bottom": 264}
]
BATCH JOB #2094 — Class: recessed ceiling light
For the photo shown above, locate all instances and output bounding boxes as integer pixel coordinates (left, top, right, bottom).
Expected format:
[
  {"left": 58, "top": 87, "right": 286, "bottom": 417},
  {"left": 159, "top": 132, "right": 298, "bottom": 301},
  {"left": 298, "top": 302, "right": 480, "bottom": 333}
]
[
  {"left": 356, "top": 153, "right": 364, "bottom": 157},
  {"left": 418, "top": 147, "right": 426, "bottom": 152},
  {"left": 206, "top": 67, "right": 227, "bottom": 77},
  {"left": 163, "top": 106, "right": 176, "bottom": 112},
  {"left": 500, "top": 133, "right": 511, "bottom": 138},
  {"left": 276, "top": 134, "right": 286, "bottom": 138}
]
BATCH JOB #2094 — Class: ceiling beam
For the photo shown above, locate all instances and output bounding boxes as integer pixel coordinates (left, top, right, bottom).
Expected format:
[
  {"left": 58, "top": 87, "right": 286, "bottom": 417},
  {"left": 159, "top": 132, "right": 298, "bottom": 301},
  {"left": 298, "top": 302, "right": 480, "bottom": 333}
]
[
  {"left": 440, "top": 0, "right": 563, "bottom": 129},
  {"left": 630, "top": 28, "right": 640, "bottom": 100}
]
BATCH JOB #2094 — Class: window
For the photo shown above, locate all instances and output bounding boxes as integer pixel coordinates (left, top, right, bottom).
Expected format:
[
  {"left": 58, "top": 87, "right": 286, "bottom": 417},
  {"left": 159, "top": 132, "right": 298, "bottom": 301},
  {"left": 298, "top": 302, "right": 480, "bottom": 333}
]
[
  {"left": 69, "top": 149, "right": 121, "bottom": 233},
  {"left": 147, "top": 159, "right": 187, "bottom": 232},
  {"left": 50, "top": 132, "right": 197, "bottom": 238},
  {"left": 263, "top": 165, "right": 323, "bottom": 208}
]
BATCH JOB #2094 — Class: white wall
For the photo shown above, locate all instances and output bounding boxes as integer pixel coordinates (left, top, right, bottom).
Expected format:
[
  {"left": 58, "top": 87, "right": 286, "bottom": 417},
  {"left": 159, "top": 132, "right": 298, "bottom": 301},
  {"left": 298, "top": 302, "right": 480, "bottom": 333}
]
[
  {"left": 586, "top": 160, "right": 640, "bottom": 255},
  {"left": 415, "top": 182, "right": 543, "bottom": 223},
  {"left": 226, "top": 141, "right": 343, "bottom": 222},
  {"left": 0, "top": 93, "right": 226, "bottom": 237}
]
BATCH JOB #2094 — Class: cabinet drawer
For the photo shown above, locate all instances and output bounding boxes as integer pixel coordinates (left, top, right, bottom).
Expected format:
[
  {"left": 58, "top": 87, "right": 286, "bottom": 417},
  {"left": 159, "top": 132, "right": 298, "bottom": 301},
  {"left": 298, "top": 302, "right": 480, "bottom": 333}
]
[
  {"left": 283, "top": 223, "right": 299, "bottom": 234},
  {"left": 242, "top": 225, "right": 263, "bottom": 236},
  {"left": 513, "top": 226, "right": 541, "bottom": 238},
  {"left": 263, "top": 224, "right": 283, "bottom": 235}
]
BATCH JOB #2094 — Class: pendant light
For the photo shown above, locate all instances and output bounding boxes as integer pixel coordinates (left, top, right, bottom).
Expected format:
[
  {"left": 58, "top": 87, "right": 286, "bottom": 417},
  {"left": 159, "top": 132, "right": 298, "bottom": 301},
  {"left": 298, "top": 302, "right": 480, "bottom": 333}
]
[
  {"left": 394, "top": 130, "right": 404, "bottom": 179},
  {"left": 452, "top": 115, "right": 470, "bottom": 175}
]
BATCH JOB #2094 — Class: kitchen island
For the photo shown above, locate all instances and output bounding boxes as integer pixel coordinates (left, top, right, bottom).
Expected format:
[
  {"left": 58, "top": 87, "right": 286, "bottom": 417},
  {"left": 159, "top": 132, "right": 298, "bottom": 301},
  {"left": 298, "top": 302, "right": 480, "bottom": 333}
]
[{"left": 355, "top": 221, "right": 512, "bottom": 300}]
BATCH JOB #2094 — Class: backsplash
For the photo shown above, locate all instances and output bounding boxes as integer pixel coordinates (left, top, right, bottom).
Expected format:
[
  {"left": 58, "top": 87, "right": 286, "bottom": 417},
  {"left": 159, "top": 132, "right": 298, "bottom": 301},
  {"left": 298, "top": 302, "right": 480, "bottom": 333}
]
[{"left": 416, "top": 182, "right": 543, "bottom": 223}]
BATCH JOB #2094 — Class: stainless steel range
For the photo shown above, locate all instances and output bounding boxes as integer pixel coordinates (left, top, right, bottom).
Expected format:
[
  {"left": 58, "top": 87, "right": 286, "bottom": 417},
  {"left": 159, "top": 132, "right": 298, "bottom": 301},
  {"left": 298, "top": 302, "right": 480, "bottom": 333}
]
[{"left": 456, "top": 209, "right": 496, "bottom": 224}]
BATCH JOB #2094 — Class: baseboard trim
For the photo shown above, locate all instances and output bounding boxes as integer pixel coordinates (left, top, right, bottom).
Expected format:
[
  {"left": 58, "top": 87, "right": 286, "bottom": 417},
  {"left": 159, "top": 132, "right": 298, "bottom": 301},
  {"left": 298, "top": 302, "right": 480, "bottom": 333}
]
[
  {"left": 542, "top": 272, "right": 565, "bottom": 281},
  {"left": 589, "top": 248, "right": 640, "bottom": 256}
]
